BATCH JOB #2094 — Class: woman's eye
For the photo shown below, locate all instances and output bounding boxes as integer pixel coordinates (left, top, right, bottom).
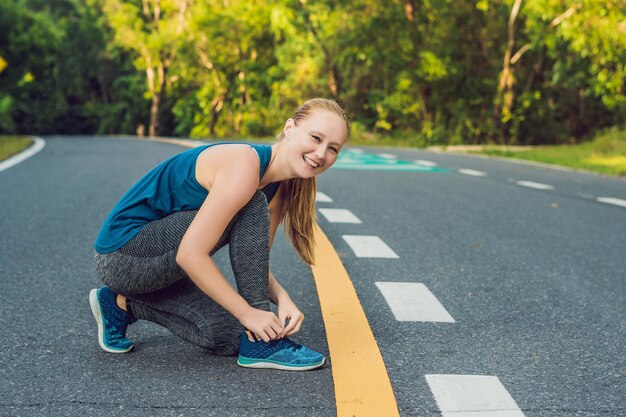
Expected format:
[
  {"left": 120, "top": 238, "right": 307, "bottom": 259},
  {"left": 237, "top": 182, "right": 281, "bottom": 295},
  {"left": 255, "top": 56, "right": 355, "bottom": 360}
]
[
  {"left": 311, "top": 135, "right": 321, "bottom": 142},
  {"left": 329, "top": 147, "right": 338, "bottom": 154}
]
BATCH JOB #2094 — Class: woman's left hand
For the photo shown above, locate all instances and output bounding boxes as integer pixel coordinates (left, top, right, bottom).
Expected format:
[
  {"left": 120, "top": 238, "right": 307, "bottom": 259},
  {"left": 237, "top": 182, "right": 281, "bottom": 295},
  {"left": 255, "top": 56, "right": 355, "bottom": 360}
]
[{"left": 277, "top": 296, "right": 304, "bottom": 338}]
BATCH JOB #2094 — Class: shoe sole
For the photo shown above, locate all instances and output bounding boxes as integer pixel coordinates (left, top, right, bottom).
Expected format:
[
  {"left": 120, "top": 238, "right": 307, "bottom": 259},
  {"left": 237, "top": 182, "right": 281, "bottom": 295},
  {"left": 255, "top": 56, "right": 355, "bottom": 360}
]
[
  {"left": 237, "top": 356, "right": 325, "bottom": 371},
  {"left": 89, "top": 289, "right": 134, "bottom": 354}
]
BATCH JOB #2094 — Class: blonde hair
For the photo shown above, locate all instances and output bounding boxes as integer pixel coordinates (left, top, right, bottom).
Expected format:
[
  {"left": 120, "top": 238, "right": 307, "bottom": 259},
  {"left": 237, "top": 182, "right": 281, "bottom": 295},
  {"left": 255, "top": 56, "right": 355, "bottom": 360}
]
[{"left": 277, "top": 98, "right": 350, "bottom": 265}]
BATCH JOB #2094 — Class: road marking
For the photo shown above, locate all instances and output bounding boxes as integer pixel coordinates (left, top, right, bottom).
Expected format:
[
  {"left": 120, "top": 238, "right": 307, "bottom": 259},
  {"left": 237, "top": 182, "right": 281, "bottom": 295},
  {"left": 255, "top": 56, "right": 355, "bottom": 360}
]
[
  {"left": 0, "top": 137, "right": 45, "bottom": 173},
  {"left": 375, "top": 282, "right": 455, "bottom": 322},
  {"left": 516, "top": 180, "right": 554, "bottom": 190},
  {"left": 425, "top": 375, "right": 525, "bottom": 417},
  {"left": 597, "top": 197, "right": 626, "bottom": 208},
  {"left": 458, "top": 168, "right": 487, "bottom": 177},
  {"left": 342, "top": 235, "right": 399, "bottom": 258},
  {"left": 315, "top": 191, "right": 334, "bottom": 203},
  {"left": 334, "top": 150, "right": 445, "bottom": 172},
  {"left": 319, "top": 208, "right": 362, "bottom": 224},
  {"left": 311, "top": 225, "right": 400, "bottom": 417},
  {"left": 414, "top": 160, "right": 438, "bottom": 166}
]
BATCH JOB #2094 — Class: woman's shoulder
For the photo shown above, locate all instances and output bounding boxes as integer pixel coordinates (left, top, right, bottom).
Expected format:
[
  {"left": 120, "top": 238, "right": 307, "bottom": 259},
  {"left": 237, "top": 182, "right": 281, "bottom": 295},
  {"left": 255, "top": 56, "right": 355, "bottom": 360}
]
[
  {"left": 199, "top": 142, "right": 259, "bottom": 159},
  {"left": 195, "top": 143, "right": 260, "bottom": 190},
  {"left": 199, "top": 143, "right": 260, "bottom": 169}
]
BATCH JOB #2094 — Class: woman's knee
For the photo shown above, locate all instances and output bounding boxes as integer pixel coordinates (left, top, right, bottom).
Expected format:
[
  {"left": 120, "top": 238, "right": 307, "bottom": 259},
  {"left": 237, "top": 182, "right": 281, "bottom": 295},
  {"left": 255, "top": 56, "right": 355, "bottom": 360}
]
[
  {"left": 242, "top": 190, "right": 270, "bottom": 221},
  {"left": 228, "top": 190, "right": 270, "bottom": 241},
  {"left": 193, "top": 320, "right": 240, "bottom": 356}
]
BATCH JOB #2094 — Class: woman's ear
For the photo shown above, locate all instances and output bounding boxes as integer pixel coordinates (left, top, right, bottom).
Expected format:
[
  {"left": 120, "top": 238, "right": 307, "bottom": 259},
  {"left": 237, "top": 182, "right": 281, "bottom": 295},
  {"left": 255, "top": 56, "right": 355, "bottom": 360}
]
[{"left": 283, "top": 118, "right": 295, "bottom": 138}]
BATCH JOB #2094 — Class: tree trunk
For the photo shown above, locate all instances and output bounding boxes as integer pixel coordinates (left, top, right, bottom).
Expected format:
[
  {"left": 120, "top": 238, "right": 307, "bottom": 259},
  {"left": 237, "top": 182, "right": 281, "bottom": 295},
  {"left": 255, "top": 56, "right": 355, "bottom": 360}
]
[
  {"left": 402, "top": 0, "right": 431, "bottom": 133},
  {"left": 146, "top": 59, "right": 165, "bottom": 137},
  {"left": 149, "top": 93, "right": 159, "bottom": 137},
  {"left": 493, "top": 2, "right": 580, "bottom": 144},
  {"left": 209, "top": 93, "right": 225, "bottom": 136},
  {"left": 145, "top": 61, "right": 156, "bottom": 137},
  {"left": 405, "top": 0, "right": 415, "bottom": 22},
  {"left": 328, "top": 63, "right": 342, "bottom": 97},
  {"left": 493, "top": 0, "right": 523, "bottom": 145}
]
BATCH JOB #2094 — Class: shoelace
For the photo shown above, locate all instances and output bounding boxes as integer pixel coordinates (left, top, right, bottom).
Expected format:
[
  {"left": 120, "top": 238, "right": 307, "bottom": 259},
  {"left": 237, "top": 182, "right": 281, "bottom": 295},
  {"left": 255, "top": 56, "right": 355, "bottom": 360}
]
[
  {"left": 251, "top": 335, "right": 304, "bottom": 352},
  {"left": 279, "top": 338, "right": 303, "bottom": 352}
]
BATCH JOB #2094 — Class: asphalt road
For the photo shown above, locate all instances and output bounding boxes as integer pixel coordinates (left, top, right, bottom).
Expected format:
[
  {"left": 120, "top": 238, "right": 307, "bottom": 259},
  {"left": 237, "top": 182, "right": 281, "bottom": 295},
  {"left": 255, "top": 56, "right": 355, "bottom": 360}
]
[{"left": 1, "top": 136, "right": 624, "bottom": 416}]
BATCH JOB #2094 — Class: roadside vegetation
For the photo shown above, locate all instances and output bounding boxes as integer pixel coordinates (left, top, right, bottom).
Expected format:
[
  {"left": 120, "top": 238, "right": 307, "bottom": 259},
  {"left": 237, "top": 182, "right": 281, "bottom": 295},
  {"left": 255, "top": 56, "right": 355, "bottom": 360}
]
[
  {"left": 0, "top": 136, "right": 32, "bottom": 162},
  {"left": 472, "top": 128, "right": 626, "bottom": 177},
  {"left": 1, "top": 1, "right": 624, "bottom": 177},
  {"left": 1, "top": 1, "right": 624, "bottom": 148}
]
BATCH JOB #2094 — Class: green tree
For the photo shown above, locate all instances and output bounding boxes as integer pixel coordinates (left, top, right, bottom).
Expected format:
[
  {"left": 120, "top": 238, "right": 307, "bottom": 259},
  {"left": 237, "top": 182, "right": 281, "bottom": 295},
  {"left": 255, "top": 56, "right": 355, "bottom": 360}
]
[
  {"left": 494, "top": 0, "right": 626, "bottom": 144},
  {"left": 102, "top": 0, "right": 191, "bottom": 137},
  {"left": 178, "top": 0, "right": 277, "bottom": 137}
]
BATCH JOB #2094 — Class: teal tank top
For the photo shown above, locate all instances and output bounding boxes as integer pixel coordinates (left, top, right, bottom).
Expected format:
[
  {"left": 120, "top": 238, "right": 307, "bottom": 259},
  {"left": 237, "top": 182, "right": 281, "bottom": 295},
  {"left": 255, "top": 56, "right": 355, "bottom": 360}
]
[{"left": 94, "top": 142, "right": 280, "bottom": 254}]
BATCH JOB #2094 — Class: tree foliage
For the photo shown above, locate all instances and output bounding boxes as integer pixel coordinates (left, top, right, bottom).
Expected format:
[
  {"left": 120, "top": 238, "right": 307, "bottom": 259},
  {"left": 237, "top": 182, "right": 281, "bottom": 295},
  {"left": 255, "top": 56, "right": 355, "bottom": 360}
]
[{"left": 1, "top": 0, "right": 624, "bottom": 145}]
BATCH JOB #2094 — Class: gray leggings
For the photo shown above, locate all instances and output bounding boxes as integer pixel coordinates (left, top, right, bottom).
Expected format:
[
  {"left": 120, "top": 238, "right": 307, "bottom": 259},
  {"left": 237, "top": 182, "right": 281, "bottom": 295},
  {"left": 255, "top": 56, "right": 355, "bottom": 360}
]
[{"left": 94, "top": 190, "right": 271, "bottom": 356}]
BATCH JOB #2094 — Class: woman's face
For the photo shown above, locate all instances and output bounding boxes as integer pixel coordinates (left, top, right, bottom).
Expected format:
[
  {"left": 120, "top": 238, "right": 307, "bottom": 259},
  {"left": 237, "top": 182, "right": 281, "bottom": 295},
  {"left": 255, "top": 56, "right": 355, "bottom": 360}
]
[{"left": 283, "top": 110, "right": 348, "bottom": 178}]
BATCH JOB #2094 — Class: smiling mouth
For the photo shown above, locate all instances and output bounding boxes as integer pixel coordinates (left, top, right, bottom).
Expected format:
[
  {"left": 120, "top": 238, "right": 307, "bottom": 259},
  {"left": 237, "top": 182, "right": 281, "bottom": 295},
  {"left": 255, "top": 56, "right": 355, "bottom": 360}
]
[{"left": 303, "top": 155, "right": 320, "bottom": 168}]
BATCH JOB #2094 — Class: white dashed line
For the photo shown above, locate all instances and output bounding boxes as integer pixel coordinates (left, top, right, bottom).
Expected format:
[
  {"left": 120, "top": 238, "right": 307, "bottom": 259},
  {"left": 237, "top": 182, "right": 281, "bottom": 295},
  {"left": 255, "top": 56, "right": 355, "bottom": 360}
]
[
  {"left": 318, "top": 208, "right": 362, "bottom": 224},
  {"left": 0, "top": 137, "right": 45, "bottom": 173},
  {"left": 414, "top": 160, "right": 438, "bottom": 167},
  {"left": 458, "top": 169, "right": 487, "bottom": 177},
  {"left": 378, "top": 153, "right": 398, "bottom": 159},
  {"left": 342, "top": 235, "right": 399, "bottom": 258},
  {"left": 315, "top": 191, "right": 333, "bottom": 203},
  {"left": 516, "top": 180, "right": 554, "bottom": 190},
  {"left": 375, "top": 282, "right": 455, "bottom": 322},
  {"left": 425, "top": 375, "right": 526, "bottom": 417},
  {"left": 597, "top": 197, "right": 626, "bottom": 208}
]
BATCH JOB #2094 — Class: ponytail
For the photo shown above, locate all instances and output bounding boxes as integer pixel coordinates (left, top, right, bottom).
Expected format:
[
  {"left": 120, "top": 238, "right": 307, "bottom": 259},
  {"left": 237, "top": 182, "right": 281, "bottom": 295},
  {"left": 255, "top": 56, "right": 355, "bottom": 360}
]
[{"left": 279, "top": 177, "right": 317, "bottom": 265}]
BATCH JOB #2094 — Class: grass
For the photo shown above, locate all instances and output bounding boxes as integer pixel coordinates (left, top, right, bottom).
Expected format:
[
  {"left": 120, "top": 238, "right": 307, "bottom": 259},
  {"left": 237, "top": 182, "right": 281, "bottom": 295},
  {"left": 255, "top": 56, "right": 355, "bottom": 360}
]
[
  {"left": 0, "top": 136, "right": 33, "bottom": 162},
  {"left": 472, "top": 128, "right": 626, "bottom": 177}
]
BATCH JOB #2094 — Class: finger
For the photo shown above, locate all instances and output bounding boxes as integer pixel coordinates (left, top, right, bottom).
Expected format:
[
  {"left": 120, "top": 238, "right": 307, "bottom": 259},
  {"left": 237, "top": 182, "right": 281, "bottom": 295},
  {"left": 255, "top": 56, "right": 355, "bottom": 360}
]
[
  {"left": 286, "top": 317, "right": 304, "bottom": 336},
  {"left": 266, "top": 326, "right": 278, "bottom": 340},
  {"left": 282, "top": 316, "right": 297, "bottom": 335},
  {"left": 278, "top": 316, "right": 292, "bottom": 337},
  {"left": 285, "top": 314, "right": 304, "bottom": 336},
  {"left": 273, "top": 320, "right": 284, "bottom": 338},
  {"left": 276, "top": 321, "right": 288, "bottom": 338}
]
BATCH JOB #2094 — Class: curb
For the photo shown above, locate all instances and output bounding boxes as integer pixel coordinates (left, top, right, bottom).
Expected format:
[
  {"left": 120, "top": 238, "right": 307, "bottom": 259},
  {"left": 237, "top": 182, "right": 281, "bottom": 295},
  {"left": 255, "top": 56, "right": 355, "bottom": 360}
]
[{"left": 0, "top": 137, "right": 46, "bottom": 173}]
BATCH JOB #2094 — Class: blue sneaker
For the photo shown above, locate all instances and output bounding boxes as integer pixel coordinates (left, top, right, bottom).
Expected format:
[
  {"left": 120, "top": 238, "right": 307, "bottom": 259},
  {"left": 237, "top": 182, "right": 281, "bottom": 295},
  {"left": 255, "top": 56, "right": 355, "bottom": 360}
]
[
  {"left": 237, "top": 331, "right": 326, "bottom": 371},
  {"left": 89, "top": 288, "right": 134, "bottom": 353}
]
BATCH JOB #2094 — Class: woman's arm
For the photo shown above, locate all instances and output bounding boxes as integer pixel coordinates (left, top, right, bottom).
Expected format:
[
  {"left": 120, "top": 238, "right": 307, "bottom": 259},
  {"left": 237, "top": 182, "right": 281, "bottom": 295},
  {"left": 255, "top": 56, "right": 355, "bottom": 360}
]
[
  {"left": 268, "top": 271, "right": 290, "bottom": 304},
  {"left": 266, "top": 186, "right": 305, "bottom": 337},
  {"left": 176, "top": 150, "right": 283, "bottom": 342}
]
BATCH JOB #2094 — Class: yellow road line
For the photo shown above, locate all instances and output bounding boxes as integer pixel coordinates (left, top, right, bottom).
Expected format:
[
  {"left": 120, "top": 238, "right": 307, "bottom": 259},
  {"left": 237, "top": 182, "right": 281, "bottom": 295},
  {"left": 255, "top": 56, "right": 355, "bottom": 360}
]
[{"left": 311, "top": 224, "right": 400, "bottom": 417}]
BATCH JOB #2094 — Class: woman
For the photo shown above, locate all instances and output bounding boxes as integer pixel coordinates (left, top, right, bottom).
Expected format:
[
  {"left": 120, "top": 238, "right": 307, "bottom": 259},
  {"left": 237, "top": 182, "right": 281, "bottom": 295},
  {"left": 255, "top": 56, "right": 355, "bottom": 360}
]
[{"left": 90, "top": 98, "right": 349, "bottom": 371}]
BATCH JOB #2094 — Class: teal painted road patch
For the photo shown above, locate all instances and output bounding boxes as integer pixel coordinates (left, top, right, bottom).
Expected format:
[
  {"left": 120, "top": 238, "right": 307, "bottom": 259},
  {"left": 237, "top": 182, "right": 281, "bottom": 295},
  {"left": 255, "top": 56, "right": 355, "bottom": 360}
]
[{"left": 332, "top": 149, "right": 446, "bottom": 172}]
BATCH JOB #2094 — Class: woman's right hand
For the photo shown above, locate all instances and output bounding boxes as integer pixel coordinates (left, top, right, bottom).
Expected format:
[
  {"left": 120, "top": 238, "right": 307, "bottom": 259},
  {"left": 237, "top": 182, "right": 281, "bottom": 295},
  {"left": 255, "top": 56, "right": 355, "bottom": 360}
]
[{"left": 238, "top": 307, "right": 284, "bottom": 342}]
